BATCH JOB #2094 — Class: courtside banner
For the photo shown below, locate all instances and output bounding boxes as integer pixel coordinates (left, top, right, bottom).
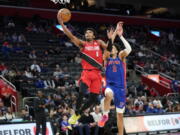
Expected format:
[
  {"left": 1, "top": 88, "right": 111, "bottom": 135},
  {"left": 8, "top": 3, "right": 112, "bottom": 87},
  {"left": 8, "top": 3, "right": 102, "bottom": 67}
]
[
  {"left": 124, "top": 113, "right": 180, "bottom": 134},
  {"left": 0, "top": 122, "right": 53, "bottom": 135}
]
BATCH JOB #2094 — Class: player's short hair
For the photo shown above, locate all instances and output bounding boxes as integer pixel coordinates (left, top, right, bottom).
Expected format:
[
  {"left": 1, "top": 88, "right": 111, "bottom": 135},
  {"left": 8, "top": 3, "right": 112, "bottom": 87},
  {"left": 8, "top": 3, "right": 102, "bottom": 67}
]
[
  {"left": 107, "top": 25, "right": 115, "bottom": 32},
  {"left": 84, "top": 28, "right": 97, "bottom": 38}
]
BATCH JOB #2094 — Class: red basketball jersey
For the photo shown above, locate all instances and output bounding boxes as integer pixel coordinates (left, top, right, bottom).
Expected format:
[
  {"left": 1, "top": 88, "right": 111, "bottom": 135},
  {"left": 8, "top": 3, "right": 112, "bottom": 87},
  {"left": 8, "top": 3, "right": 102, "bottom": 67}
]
[{"left": 81, "top": 41, "right": 103, "bottom": 70}]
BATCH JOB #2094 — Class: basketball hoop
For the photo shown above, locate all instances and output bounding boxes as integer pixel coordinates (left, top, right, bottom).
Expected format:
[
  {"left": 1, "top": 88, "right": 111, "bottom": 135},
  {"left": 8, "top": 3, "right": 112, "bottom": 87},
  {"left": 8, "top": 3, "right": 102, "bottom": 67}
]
[{"left": 50, "top": 0, "right": 70, "bottom": 4}]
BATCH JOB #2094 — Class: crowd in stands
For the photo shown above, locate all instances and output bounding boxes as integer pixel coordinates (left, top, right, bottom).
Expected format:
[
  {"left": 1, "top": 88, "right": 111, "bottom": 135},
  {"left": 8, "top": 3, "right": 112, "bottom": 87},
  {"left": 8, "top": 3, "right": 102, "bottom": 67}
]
[
  {"left": 0, "top": 16, "right": 180, "bottom": 134},
  {"left": 1, "top": 90, "right": 180, "bottom": 135}
]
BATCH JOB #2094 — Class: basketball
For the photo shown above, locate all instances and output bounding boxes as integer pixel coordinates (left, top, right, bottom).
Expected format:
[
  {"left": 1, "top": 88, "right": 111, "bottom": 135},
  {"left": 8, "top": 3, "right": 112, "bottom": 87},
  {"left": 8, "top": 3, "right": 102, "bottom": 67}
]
[{"left": 57, "top": 8, "right": 71, "bottom": 23}]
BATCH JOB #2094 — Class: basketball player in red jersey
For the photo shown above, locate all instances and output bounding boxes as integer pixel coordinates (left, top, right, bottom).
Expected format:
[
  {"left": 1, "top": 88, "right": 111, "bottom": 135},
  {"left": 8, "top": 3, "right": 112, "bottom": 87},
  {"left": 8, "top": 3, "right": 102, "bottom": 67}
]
[{"left": 58, "top": 15, "right": 108, "bottom": 124}]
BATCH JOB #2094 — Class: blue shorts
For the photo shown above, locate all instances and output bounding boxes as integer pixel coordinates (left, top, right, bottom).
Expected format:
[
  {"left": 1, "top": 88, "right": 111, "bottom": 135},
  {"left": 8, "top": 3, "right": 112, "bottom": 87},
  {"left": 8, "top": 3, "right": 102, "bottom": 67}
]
[{"left": 105, "top": 85, "right": 126, "bottom": 110}]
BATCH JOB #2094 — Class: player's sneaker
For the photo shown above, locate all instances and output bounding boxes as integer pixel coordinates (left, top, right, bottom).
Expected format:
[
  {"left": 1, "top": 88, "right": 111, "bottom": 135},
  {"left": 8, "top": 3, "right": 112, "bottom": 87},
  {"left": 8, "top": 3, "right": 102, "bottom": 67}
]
[
  {"left": 98, "top": 114, "right": 109, "bottom": 127},
  {"left": 68, "top": 114, "right": 81, "bottom": 125}
]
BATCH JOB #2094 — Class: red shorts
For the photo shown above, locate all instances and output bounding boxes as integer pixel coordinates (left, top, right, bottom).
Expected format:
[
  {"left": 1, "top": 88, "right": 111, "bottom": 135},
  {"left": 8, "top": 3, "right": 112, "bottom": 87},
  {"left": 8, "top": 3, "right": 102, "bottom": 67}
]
[{"left": 79, "top": 70, "right": 102, "bottom": 94}]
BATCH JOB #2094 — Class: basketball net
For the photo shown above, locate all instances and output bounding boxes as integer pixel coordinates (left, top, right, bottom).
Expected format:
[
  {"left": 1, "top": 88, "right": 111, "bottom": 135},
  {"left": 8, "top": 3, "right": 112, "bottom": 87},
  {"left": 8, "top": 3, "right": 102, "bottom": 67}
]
[{"left": 50, "top": 0, "right": 70, "bottom": 4}]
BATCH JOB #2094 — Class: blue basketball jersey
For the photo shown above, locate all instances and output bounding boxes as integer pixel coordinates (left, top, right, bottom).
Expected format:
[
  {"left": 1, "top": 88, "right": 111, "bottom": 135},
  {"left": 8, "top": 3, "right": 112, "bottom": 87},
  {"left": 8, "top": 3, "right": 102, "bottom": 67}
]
[{"left": 105, "top": 57, "right": 126, "bottom": 88}]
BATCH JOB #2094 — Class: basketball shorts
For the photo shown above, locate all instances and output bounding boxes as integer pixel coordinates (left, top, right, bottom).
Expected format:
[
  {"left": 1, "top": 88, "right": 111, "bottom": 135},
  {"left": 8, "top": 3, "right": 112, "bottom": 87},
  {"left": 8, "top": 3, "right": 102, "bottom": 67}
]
[
  {"left": 79, "top": 70, "right": 102, "bottom": 94},
  {"left": 105, "top": 85, "right": 126, "bottom": 113}
]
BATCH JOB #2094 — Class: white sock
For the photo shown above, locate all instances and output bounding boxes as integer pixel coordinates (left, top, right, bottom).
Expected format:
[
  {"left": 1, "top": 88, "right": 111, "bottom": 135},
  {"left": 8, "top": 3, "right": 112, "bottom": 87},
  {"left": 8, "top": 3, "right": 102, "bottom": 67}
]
[
  {"left": 103, "top": 111, "right": 109, "bottom": 116},
  {"left": 100, "top": 98, "right": 105, "bottom": 111},
  {"left": 101, "top": 98, "right": 109, "bottom": 116}
]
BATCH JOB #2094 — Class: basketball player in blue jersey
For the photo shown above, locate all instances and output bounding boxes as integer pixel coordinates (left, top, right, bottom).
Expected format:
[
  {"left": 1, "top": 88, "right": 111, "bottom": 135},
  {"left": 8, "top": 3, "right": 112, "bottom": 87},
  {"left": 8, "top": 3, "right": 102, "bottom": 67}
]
[{"left": 98, "top": 22, "right": 132, "bottom": 135}]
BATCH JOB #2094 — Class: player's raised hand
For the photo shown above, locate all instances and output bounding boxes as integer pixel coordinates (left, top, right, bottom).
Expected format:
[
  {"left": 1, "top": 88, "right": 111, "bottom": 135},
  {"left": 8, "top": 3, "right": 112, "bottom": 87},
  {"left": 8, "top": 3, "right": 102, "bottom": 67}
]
[
  {"left": 107, "top": 27, "right": 115, "bottom": 39},
  {"left": 57, "top": 13, "right": 64, "bottom": 25},
  {"left": 116, "top": 21, "right": 123, "bottom": 37}
]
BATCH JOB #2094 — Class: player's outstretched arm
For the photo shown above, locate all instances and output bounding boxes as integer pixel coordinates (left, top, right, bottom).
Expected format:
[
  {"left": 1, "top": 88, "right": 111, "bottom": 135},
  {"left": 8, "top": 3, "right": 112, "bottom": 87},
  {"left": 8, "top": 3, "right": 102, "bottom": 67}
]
[
  {"left": 103, "top": 27, "right": 117, "bottom": 60},
  {"left": 58, "top": 14, "right": 84, "bottom": 48},
  {"left": 117, "top": 22, "right": 132, "bottom": 58},
  {"left": 97, "top": 39, "right": 107, "bottom": 50},
  {"left": 100, "top": 26, "right": 117, "bottom": 51}
]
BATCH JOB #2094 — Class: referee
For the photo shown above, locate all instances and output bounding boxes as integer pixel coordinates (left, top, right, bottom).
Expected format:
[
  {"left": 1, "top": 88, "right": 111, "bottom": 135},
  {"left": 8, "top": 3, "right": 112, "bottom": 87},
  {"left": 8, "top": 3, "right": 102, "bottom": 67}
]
[{"left": 34, "top": 91, "right": 47, "bottom": 135}]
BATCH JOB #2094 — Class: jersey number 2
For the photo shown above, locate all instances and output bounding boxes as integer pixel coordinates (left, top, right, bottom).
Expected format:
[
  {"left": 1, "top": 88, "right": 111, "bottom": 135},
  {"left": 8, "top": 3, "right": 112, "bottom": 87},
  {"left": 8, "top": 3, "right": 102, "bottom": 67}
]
[{"left": 113, "top": 65, "right": 117, "bottom": 72}]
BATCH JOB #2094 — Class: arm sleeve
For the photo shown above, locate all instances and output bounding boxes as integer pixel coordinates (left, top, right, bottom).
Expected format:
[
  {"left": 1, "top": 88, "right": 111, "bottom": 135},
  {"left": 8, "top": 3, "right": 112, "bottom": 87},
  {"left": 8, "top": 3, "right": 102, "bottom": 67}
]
[{"left": 120, "top": 36, "right": 132, "bottom": 55}]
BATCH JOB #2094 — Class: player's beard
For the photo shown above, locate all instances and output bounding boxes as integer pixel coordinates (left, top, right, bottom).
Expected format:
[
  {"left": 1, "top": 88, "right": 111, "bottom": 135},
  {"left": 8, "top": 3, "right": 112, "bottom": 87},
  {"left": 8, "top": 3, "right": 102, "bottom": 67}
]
[{"left": 86, "top": 38, "right": 94, "bottom": 42}]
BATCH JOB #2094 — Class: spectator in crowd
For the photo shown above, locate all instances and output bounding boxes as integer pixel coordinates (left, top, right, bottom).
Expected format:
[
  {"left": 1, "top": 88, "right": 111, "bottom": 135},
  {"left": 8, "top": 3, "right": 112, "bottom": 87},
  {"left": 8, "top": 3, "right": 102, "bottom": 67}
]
[
  {"left": 12, "top": 32, "right": 18, "bottom": 43},
  {"left": 168, "top": 32, "right": 174, "bottom": 43},
  {"left": 62, "top": 66, "right": 70, "bottom": 77},
  {"left": 38, "top": 26, "right": 45, "bottom": 33},
  {"left": 0, "top": 62, "right": 8, "bottom": 76},
  {"left": 91, "top": 106, "right": 102, "bottom": 135},
  {"left": 18, "top": 33, "right": 26, "bottom": 43},
  {"left": 5, "top": 107, "right": 15, "bottom": 120},
  {"left": 154, "top": 103, "right": 164, "bottom": 113},
  {"left": 136, "top": 105, "right": 145, "bottom": 114},
  {"left": 76, "top": 108, "right": 96, "bottom": 135},
  {"left": 7, "top": 20, "right": 15, "bottom": 28},
  {"left": 47, "top": 46, "right": 55, "bottom": 55},
  {"left": 143, "top": 85, "right": 151, "bottom": 97},
  {"left": 136, "top": 82, "right": 145, "bottom": 96},
  {"left": 60, "top": 115, "right": 72, "bottom": 135},
  {"left": 30, "top": 60, "right": 41, "bottom": 75},
  {"left": 2, "top": 32, "right": 11, "bottom": 42},
  {"left": 21, "top": 108, "right": 32, "bottom": 121},
  {"left": 13, "top": 44, "right": 24, "bottom": 55},
  {"left": 25, "top": 42, "right": 32, "bottom": 53},
  {"left": 146, "top": 103, "right": 156, "bottom": 113},
  {"left": 43, "top": 50, "right": 49, "bottom": 60},
  {"left": 26, "top": 22, "right": 33, "bottom": 32},
  {"left": 134, "top": 97, "right": 144, "bottom": 106},
  {"left": 171, "top": 77, "right": 180, "bottom": 93},
  {"left": 24, "top": 67, "right": 34, "bottom": 79},
  {"left": 35, "top": 77, "right": 45, "bottom": 89},
  {"left": 53, "top": 68, "right": 63, "bottom": 77},
  {"left": 1, "top": 41, "right": 12, "bottom": 59},
  {"left": 125, "top": 103, "right": 134, "bottom": 115},
  {"left": 13, "top": 71, "right": 24, "bottom": 91},
  {"left": 45, "top": 95, "right": 55, "bottom": 111},
  {"left": 65, "top": 40, "right": 73, "bottom": 48},
  {"left": 40, "top": 62, "right": 48, "bottom": 73},
  {"left": 0, "top": 101, "right": 7, "bottom": 115},
  {"left": 53, "top": 76, "right": 62, "bottom": 89},
  {"left": 32, "top": 25, "right": 38, "bottom": 33},
  {"left": 3, "top": 33, "right": 11, "bottom": 41},
  {"left": 91, "top": 106, "right": 102, "bottom": 123},
  {"left": 64, "top": 75, "right": 74, "bottom": 88},
  {"left": 29, "top": 50, "right": 37, "bottom": 59},
  {"left": 74, "top": 54, "right": 81, "bottom": 64},
  {"left": 7, "top": 68, "right": 17, "bottom": 81},
  {"left": 54, "top": 47, "right": 61, "bottom": 54},
  {"left": 1, "top": 93, "right": 12, "bottom": 108},
  {"left": 44, "top": 78, "right": 55, "bottom": 89},
  {"left": 0, "top": 110, "right": 6, "bottom": 121}
]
